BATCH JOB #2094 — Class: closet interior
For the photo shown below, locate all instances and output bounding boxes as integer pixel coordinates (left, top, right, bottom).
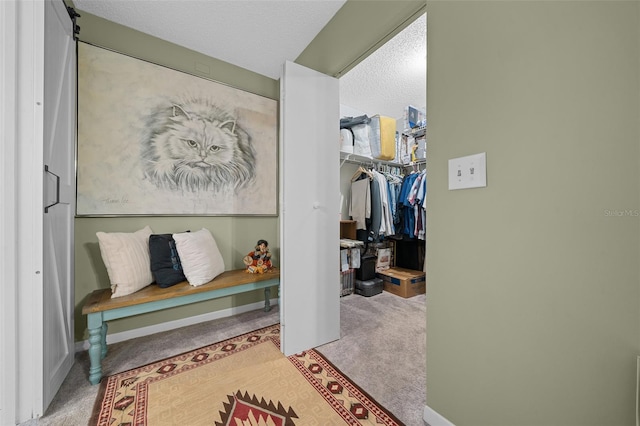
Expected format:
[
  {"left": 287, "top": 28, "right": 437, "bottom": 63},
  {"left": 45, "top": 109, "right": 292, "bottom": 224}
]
[{"left": 338, "top": 13, "right": 427, "bottom": 300}]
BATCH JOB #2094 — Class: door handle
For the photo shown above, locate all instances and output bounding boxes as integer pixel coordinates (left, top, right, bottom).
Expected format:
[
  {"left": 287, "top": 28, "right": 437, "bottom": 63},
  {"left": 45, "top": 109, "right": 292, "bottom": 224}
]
[{"left": 44, "top": 165, "right": 60, "bottom": 213}]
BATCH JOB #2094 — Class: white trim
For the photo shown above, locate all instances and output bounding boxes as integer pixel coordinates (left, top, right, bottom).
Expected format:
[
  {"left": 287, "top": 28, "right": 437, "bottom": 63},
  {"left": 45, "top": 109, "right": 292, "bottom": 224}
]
[
  {"left": 75, "top": 300, "right": 279, "bottom": 352},
  {"left": 15, "top": 0, "right": 45, "bottom": 421},
  {"left": 636, "top": 356, "right": 640, "bottom": 426},
  {"left": 424, "top": 405, "right": 456, "bottom": 426},
  {"left": 1, "top": 1, "right": 18, "bottom": 425}
]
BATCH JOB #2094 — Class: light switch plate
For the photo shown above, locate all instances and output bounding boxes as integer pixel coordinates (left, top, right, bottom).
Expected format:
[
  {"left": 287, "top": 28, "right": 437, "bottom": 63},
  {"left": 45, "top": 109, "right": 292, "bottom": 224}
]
[{"left": 448, "top": 152, "right": 487, "bottom": 190}]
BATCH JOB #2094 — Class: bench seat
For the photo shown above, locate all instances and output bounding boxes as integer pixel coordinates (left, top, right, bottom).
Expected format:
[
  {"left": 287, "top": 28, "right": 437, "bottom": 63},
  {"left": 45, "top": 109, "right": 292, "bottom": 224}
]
[{"left": 82, "top": 268, "right": 280, "bottom": 384}]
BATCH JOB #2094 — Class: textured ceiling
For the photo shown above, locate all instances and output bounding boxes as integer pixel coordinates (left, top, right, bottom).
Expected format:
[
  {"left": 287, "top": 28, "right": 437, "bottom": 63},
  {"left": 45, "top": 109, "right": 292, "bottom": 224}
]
[
  {"left": 340, "top": 13, "right": 426, "bottom": 121},
  {"left": 73, "top": 0, "right": 425, "bottom": 122}
]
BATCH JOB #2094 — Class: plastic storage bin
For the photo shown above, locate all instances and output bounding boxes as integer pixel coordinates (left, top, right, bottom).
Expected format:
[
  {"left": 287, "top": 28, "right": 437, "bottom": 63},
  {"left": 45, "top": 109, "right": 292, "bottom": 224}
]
[
  {"left": 356, "top": 255, "right": 376, "bottom": 281},
  {"left": 368, "top": 115, "right": 396, "bottom": 161},
  {"left": 355, "top": 278, "right": 383, "bottom": 297}
]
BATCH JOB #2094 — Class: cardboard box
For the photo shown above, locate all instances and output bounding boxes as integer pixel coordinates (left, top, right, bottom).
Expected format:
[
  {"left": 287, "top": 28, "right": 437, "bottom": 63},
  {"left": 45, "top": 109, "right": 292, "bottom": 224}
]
[
  {"left": 340, "top": 220, "right": 357, "bottom": 240},
  {"left": 377, "top": 267, "right": 425, "bottom": 298}
]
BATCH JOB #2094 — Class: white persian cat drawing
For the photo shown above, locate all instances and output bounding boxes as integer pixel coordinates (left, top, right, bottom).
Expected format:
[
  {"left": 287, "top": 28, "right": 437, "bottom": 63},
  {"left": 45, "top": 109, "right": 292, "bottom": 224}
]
[{"left": 141, "top": 98, "right": 256, "bottom": 193}]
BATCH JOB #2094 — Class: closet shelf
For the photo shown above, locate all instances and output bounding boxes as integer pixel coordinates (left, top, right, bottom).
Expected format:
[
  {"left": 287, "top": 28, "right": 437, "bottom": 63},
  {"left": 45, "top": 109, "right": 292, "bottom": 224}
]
[
  {"left": 340, "top": 152, "right": 404, "bottom": 168},
  {"left": 340, "top": 151, "right": 425, "bottom": 168},
  {"left": 402, "top": 127, "right": 426, "bottom": 138}
]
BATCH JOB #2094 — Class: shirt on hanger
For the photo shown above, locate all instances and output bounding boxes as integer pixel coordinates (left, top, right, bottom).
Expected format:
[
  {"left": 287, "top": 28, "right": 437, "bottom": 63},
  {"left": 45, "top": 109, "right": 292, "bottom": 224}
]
[{"left": 349, "top": 178, "right": 371, "bottom": 230}]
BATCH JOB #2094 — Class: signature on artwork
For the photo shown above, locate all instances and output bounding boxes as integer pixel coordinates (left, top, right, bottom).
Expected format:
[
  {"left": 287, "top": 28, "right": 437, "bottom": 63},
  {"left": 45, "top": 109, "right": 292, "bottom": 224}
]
[{"left": 102, "top": 196, "right": 130, "bottom": 205}]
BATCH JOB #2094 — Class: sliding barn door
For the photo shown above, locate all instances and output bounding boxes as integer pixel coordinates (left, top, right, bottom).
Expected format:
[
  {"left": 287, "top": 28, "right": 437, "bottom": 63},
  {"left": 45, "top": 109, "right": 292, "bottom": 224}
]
[
  {"left": 42, "top": 0, "right": 76, "bottom": 411},
  {"left": 279, "top": 61, "right": 340, "bottom": 355},
  {"left": 13, "top": 0, "right": 75, "bottom": 420}
]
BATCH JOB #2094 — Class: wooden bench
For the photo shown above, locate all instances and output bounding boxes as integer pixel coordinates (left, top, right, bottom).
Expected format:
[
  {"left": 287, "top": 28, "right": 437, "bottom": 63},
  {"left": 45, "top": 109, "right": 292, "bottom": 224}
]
[{"left": 81, "top": 268, "right": 280, "bottom": 385}]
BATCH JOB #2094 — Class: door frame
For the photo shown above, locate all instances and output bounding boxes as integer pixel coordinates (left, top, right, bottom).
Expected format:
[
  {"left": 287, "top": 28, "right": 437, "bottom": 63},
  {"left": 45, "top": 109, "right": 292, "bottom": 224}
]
[
  {"left": 1, "top": 0, "right": 19, "bottom": 423},
  {"left": 13, "top": 0, "right": 46, "bottom": 422}
]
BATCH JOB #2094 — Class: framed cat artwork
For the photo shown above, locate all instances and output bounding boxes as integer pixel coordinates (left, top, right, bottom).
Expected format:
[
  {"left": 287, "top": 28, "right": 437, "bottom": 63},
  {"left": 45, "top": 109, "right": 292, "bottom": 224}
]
[{"left": 76, "top": 43, "right": 278, "bottom": 216}]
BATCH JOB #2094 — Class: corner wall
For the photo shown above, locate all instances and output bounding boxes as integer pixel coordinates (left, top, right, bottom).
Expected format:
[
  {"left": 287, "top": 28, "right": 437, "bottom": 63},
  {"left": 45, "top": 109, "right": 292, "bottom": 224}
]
[
  {"left": 71, "top": 1, "right": 430, "bottom": 343},
  {"left": 425, "top": 2, "right": 640, "bottom": 424},
  {"left": 73, "top": 11, "right": 280, "bottom": 341}
]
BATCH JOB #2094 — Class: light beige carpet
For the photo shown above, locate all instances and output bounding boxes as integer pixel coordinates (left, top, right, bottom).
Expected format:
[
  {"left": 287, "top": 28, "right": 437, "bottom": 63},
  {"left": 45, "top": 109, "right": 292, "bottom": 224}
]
[{"left": 91, "top": 324, "right": 404, "bottom": 426}]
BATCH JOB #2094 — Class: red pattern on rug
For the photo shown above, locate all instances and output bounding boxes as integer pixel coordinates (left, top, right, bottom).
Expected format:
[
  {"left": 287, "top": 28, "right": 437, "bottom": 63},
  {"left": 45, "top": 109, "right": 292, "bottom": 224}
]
[
  {"left": 289, "top": 350, "right": 402, "bottom": 425},
  {"left": 90, "top": 324, "right": 404, "bottom": 426}
]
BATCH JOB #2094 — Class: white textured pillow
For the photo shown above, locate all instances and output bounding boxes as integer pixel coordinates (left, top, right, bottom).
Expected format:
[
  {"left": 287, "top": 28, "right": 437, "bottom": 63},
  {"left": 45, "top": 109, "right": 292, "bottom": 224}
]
[
  {"left": 173, "top": 228, "right": 225, "bottom": 286},
  {"left": 96, "top": 226, "right": 154, "bottom": 298}
]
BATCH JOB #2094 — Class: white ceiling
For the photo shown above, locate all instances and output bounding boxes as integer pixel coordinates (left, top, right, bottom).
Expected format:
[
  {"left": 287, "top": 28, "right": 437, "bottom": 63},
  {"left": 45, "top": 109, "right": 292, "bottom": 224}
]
[
  {"left": 339, "top": 13, "right": 426, "bottom": 120},
  {"left": 73, "top": 0, "right": 425, "bottom": 121}
]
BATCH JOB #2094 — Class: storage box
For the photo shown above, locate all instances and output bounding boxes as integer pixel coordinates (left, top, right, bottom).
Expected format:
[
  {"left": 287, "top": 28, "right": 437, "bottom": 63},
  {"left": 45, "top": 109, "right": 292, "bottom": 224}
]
[
  {"left": 406, "top": 105, "right": 425, "bottom": 129},
  {"left": 376, "top": 267, "right": 425, "bottom": 298},
  {"left": 368, "top": 115, "right": 396, "bottom": 161},
  {"left": 355, "top": 278, "right": 383, "bottom": 297}
]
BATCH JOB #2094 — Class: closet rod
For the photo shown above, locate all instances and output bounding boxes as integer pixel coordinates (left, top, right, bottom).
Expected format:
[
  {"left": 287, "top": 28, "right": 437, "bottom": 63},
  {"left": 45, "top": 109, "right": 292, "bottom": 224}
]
[
  {"left": 404, "top": 160, "right": 426, "bottom": 172},
  {"left": 340, "top": 157, "right": 405, "bottom": 169},
  {"left": 339, "top": 152, "right": 405, "bottom": 169}
]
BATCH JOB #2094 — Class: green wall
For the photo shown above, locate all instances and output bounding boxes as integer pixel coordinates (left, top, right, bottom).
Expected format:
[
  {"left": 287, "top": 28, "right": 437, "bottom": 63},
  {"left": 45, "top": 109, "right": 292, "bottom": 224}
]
[
  {"left": 73, "top": 12, "right": 280, "bottom": 341},
  {"left": 425, "top": 1, "right": 639, "bottom": 425},
  {"left": 296, "top": 0, "right": 425, "bottom": 78},
  {"left": 72, "top": 2, "right": 426, "bottom": 343}
]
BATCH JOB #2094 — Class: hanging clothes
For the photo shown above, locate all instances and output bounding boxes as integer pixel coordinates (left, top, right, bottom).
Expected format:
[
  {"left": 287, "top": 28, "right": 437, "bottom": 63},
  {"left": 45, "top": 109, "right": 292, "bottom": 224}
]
[
  {"left": 416, "top": 171, "right": 427, "bottom": 240},
  {"left": 348, "top": 164, "right": 406, "bottom": 243},
  {"left": 371, "top": 169, "right": 393, "bottom": 237},
  {"left": 368, "top": 176, "right": 382, "bottom": 242},
  {"left": 408, "top": 171, "right": 423, "bottom": 238},
  {"left": 349, "top": 178, "right": 371, "bottom": 230},
  {"left": 399, "top": 172, "right": 418, "bottom": 237},
  {"left": 384, "top": 171, "right": 403, "bottom": 226},
  {"left": 395, "top": 168, "right": 427, "bottom": 240},
  {"left": 349, "top": 166, "right": 374, "bottom": 232}
]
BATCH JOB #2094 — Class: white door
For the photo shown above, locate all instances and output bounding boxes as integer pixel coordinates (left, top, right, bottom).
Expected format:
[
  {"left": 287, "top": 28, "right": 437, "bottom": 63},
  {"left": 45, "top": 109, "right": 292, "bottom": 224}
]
[
  {"left": 42, "top": 0, "right": 75, "bottom": 410},
  {"left": 279, "top": 61, "right": 340, "bottom": 356}
]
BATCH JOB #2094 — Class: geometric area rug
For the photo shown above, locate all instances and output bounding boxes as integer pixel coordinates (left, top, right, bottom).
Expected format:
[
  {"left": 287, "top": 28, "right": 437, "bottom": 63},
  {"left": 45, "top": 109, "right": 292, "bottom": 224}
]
[{"left": 90, "top": 324, "right": 404, "bottom": 425}]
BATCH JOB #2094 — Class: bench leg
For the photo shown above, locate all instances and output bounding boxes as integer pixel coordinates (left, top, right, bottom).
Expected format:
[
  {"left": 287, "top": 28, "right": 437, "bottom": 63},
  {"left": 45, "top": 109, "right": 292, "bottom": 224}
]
[
  {"left": 264, "top": 287, "right": 271, "bottom": 312},
  {"left": 101, "top": 322, "right": 108, "bottom": 359},
  {"left": 87, "top": 313, "right": 104, "bottom": 385}
]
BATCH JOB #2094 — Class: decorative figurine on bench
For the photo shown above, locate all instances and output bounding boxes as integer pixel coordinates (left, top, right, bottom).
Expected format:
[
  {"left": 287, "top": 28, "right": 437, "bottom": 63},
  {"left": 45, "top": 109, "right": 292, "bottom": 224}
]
[{"left": 243, "top": 239, "right": 273, "bottom": 274}]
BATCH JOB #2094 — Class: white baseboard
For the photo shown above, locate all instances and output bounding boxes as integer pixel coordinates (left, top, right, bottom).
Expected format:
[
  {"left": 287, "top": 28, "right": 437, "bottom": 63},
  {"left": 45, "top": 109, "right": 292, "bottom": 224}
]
[
  {"left": 636, "top": 356, "right": 640, "bottom": 426},
  {"left": 424, "top": 405, "right": 455, "bottom": 426},
  {"left": 75, "top": 299, "right": 279, "bottom": 352}
]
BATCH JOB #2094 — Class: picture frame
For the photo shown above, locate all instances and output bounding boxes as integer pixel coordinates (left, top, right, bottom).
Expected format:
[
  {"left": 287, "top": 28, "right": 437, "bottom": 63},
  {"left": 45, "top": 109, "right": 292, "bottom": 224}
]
[{"left": 76, "top": 42, "right": 278, "bottom": 216}]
